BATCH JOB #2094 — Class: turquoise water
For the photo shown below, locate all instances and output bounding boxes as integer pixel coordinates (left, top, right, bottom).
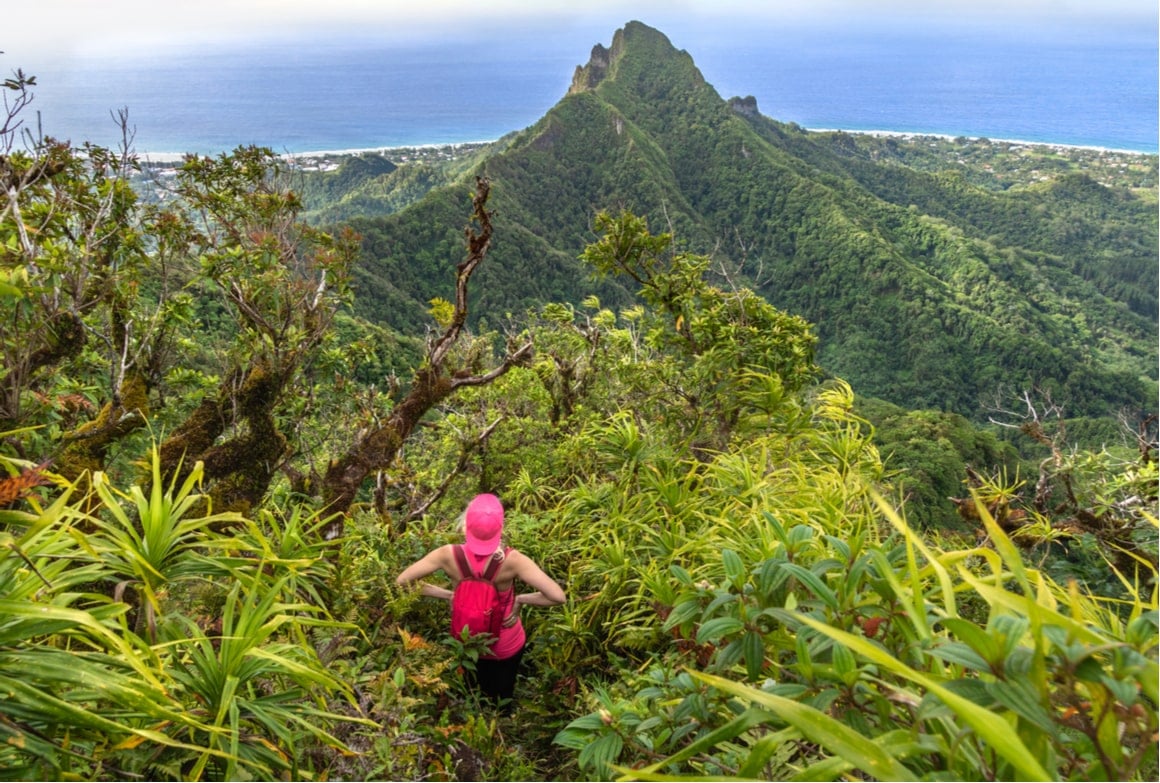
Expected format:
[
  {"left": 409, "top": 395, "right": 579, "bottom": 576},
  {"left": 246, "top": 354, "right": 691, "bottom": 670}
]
[{"left": 21, "top": 20, "right": 1159, "bottom": 155}]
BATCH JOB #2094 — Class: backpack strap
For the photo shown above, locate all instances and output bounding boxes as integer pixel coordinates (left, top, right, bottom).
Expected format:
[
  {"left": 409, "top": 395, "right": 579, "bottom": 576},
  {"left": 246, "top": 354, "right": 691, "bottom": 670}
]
[
  {"left": 481, "top": 548, "right": 506, "bottom": 580},
  {"left": 452, "top": 544, "right": 476, "bottom": 579}
]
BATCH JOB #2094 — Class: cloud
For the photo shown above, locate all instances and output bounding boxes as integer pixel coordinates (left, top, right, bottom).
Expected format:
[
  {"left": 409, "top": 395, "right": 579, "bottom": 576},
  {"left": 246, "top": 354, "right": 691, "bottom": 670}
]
[{"left": 5, "top": 0, "right": 1154, "bottom": 64}]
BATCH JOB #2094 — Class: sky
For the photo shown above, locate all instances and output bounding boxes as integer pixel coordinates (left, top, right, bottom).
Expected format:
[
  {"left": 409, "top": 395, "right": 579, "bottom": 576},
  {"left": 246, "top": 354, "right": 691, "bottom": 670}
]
[
  {"left": 3, "top": 0, "right": 1155, "bottom": 154},
  {"left": 4, "top": 0, "right": 1156, "bottom": 66}
]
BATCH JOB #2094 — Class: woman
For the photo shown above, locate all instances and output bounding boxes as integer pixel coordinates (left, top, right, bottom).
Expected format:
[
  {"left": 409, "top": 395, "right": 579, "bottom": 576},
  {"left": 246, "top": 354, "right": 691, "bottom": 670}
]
[{"left": 396, "top": 493, "right": 566, "bottom": 706}]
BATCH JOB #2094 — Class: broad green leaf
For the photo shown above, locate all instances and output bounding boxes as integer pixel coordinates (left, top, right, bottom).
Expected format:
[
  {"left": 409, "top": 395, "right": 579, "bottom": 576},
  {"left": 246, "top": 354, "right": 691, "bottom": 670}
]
[
  {"left": 664, "top": 599, "right": 703, "bottom": 631},
  {"left": 823, "top": 534, "right": 851, "bottom": 561},
  {"left": 761, "top": 511, "right": 788, "bottom": 546},
  {"left": 696, "top": 616, "right": 744, "bottom": 644},
  {"left": 787, "top": 525, "right": 815, "bottom": 549},
  {"left": 742, "top": 630, "right": 765, "bottom": 681},
  {"left": 556, "top": 710, "right": 608, "bottom": 742},
  {"left": 691, "top": 671, "right": 916, "bottom": 781},
  {"left": 757, "top": 556, "right": 790, "bottom": 598},
  {"left": 797, "top": 615, "right": 1054, "bottom": 781},
  {"left": 704, "top": 590, "right": 738, "bottom": 616},
  {"left": 721, "top": 548, "right": 744, "bottom": 585},
  {"left": 940, "top": 617, "right": 1003, "bottom": 667},
  {"left": 831, "top": 641, "right": 857, "bottom": 684},
  {"left": 986, "top": 680, "right": 1056, "bottom": 736},
  {"left": 579, "top": 732, "right": 624, "bottom": 777},
  {"left": 780, "top": 562, "right": 838, "bottom": 611},
  {"left": 928, "top": 641, "right": 992, "bottom": 673},
  {"left": 717, "top": 637, "right": 745, "bottom": 669},
  {"left": 990, "top": 614, "right": 1031, "bottom": 661}
]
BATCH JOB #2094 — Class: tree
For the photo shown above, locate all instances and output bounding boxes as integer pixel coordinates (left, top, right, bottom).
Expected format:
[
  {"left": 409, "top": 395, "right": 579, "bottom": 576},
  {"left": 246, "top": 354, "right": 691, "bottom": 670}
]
[
  {"left": 153, "top": 146, "right": 359, "bottom": 513},
  {"left": 2, "top": 68, "right": 536, "bottom": 529},
  {"left": 3, "top": 71, "right": 361, "bottom": 513},
  {"left": 320, "top": 177, "right": 532, "bottom": 534},
  {"left": 2, "top": 70, "right": 161, "bottom": 471},
  {"left": 983, "top": 387, "right": 1158, "bottom": 586},
  {"left": 577, "top": 209, "right": 818, "bottom": 451}
]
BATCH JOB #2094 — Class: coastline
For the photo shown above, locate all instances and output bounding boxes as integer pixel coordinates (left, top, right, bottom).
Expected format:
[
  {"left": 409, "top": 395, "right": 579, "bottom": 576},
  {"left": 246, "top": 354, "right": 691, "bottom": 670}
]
[
  {"left": 136, "top": 129, "right": 1157, "bottom": 165},
  {"left": 139, "top": 140, "right": 498, "bottom": 166},
  {"left": 814, "top": 129, "right": 1155, "bottom": 157}
]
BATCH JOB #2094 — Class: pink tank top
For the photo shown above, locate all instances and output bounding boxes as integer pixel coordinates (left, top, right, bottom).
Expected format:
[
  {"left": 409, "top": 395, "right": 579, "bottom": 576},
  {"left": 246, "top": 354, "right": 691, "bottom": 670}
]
[
  {"left": 486, "top": 584, "right": 526, "bottom": 660},
  {"left": 465, "top": 550, "right": 526, "bottom": 660}
]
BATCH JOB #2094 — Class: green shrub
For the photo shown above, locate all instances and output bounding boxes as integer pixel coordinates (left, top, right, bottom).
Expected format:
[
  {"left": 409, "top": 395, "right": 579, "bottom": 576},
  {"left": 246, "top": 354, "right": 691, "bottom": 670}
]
[{"left": 555, "top": 495, "right": 1158, "bottom": 781}]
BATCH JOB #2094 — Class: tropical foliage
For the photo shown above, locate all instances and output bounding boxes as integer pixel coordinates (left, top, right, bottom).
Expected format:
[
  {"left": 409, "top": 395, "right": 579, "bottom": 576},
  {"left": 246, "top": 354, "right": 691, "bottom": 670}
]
[
  {"left": 555, "top": 495, "right": 1157, "bottom": 781},
  {"left": 2, "top": 23, "right": 1157, "bottom": 782},
  {"left": 0, "top": 449, "right": 365, "bottom": 779}
]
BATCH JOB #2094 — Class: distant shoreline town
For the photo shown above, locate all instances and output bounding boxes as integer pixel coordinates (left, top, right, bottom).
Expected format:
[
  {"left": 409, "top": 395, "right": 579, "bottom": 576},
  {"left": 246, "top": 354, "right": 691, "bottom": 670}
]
[
  {"left": 136, "top": 130, "right": 1157, "bottom": 168},
  {"left": 138, "top": 141, "right": 498, "bottom": 168},
  {"left": 130, "top": 131, "right": 1154, "bottom": 198},
  {"left": 813, "top": 129, "right": 1154, "bottom": 157}
]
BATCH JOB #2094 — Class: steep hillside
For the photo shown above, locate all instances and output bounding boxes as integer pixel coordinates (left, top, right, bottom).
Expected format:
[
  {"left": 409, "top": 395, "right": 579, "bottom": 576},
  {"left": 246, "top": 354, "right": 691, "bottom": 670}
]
[{"left": 339, "top": 21, "right": 1157, "bottom": 418}]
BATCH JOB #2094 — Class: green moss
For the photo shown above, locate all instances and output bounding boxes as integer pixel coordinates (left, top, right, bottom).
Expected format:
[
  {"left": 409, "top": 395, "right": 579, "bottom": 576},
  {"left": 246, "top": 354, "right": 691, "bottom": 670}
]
[
  {"left": 159, "top": 362, "right": 290, "bottom": 515},
  {"left": 159, "top": 396, "right": 225, "bottom": 476},
  {"left": 56, "top": 373, "right": 150, "bottom": 483}
]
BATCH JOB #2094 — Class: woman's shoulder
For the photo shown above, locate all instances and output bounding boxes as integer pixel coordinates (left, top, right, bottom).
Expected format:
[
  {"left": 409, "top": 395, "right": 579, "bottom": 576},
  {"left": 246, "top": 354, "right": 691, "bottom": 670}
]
[
  {"left": 498, "top": 546, "right": 526, "bottom": 570},
  {"left": 435, "top": 543, "right": 464, "bottom": 566}
]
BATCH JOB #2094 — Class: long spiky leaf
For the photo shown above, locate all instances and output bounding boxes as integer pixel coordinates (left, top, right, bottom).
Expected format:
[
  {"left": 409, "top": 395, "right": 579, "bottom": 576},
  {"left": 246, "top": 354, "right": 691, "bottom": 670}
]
[
  {"left": 689, "top": 670, "right": 917, "bottom": 781},
  {"left": 795, "top": 615, "right": 1054, "bottom": 781}
]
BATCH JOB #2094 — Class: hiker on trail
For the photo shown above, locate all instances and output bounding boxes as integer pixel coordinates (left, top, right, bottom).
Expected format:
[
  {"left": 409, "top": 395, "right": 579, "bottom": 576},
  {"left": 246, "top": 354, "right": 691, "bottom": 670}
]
[{"left": 396, "top": 493, "right": 566, "bottom": 706}]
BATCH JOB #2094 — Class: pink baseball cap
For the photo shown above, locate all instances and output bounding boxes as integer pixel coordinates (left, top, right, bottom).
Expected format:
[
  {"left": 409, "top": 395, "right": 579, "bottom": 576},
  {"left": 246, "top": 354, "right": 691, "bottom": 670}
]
[{"left": 464, "top": 493, "right": 504, "bottom": 556}]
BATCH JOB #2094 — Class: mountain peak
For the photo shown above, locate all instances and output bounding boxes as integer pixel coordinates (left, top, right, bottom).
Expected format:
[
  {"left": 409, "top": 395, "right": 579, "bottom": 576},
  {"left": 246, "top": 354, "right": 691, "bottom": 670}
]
[
  {"left": 727, "top": 95, "right": 760, "bottom": 117},
  {"left": 568, "top": 21, "right": 689, "bottom": 95},
  {"left": 569, "top": 42, "right": 612, "bottom": 94}
]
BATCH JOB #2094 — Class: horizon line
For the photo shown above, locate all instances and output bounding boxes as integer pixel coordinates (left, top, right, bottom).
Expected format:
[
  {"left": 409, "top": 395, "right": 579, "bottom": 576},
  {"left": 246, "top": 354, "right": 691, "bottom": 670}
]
[{"left": 134, "top": 129, "right": 1158, "bottom": 164}]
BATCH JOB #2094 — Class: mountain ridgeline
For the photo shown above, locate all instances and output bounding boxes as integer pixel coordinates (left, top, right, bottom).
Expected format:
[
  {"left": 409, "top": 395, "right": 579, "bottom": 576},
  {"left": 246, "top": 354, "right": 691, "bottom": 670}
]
[{"left": 316, "top": 21, "right": 1158, "bottom": 420}]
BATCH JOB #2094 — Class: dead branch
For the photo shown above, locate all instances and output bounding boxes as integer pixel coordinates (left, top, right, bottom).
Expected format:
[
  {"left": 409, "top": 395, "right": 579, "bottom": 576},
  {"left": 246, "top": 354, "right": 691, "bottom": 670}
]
[
  {"left": 429, "top": 177, "right": 493, "bottom": 370},
  {"left": 1119, "top": 410, "right": 1158, "bottom": 464},
  {"left": 320, "top": 177, "right": 534, "bottom": 536},
  {"left": 402, "top": 416, "right": 505, "bottom": 527}
]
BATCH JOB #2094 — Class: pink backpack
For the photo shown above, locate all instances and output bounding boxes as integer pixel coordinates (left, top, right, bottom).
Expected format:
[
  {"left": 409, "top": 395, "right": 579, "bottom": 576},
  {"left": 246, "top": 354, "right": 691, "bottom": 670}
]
[{"left": 449, "top": 545, "right": 506, "bottom": 640}]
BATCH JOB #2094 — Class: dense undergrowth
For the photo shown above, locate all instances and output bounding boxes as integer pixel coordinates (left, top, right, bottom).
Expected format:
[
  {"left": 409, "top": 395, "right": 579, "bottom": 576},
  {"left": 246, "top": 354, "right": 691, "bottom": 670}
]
[
  {"left": 2, "top": 378, "right": 1156, "bottom": 780},
  {"left": 2, "top": 59, "right": 1157, "bottom": 780}
]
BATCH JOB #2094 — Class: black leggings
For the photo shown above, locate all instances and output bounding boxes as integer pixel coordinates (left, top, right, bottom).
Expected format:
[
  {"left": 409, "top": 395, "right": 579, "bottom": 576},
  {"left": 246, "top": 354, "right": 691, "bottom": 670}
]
[{"left": 470, "top": 647, "right": 525, "bottom": 705}]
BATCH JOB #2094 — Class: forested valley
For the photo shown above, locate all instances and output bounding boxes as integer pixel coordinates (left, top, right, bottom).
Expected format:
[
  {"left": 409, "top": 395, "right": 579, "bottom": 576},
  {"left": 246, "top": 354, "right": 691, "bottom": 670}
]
[{"left": 2, "top": 21, "right": 1157, "bottom": 782}]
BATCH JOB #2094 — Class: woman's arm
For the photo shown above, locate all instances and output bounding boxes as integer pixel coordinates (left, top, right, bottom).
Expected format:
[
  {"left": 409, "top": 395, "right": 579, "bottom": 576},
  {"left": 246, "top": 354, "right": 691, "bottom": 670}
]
[
  {"left": 397, "top": 546, "right": 455, "bottom": 601},
  {"left": 512, "top": 551, "right": 566, "bottom": 607},
  {"left": 417, "top": 583, "right": 453, "bottom": 601},
  {"left": 515, "top": 591, "right": 562, "bottom": 607}
]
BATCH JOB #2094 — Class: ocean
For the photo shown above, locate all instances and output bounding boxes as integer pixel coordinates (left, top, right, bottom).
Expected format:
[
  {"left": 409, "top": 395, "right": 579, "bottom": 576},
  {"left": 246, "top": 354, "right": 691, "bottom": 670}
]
[{"left": 17, "top": 19, "right": 1160, "bottom": 157}]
